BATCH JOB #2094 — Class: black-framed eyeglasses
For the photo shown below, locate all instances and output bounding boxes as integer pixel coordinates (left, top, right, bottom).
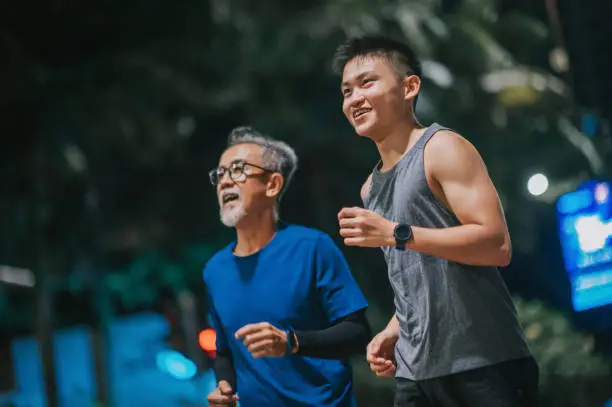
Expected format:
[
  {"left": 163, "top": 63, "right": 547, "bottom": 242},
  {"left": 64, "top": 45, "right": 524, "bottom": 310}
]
[{"left": 208, "top": 160, "right": 276, "bottom": 186}]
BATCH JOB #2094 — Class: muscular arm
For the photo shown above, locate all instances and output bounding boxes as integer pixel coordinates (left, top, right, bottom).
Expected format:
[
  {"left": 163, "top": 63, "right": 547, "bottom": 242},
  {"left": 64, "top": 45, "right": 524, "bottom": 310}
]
[
  {"left": 295, "top": 308, "right": 371, "bottom": 359},
  {"left": 404, "top": 131, "right": 511, "bottom": 266}
]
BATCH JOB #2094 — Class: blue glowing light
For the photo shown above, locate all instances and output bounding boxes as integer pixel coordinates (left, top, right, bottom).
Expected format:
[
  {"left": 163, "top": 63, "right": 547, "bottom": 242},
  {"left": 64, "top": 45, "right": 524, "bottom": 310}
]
[
  {"left": 581, "top": 112, "right": 599, "bottom": 137},
  {"left": 556, "top": 189, "right": 593, "bottom": 215},
  {"left": 556, "top": 180, "right": 612, "bottom": 311},
  {"left": 156, "top": 350, "right": 197, "bottom": 380}
]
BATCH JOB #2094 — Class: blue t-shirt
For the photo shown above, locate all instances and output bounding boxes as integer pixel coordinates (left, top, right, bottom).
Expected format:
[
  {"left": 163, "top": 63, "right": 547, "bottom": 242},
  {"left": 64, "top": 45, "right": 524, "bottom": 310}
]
[{"left": 203, "top": 223, "right": 368, "bottom": 407}]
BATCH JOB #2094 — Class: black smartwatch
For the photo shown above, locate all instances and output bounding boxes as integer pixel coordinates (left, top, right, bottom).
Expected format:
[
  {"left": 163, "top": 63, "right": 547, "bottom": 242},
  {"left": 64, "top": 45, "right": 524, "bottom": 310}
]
[{"left": 393, "top": 223, "right": 413, "bottom": 251}]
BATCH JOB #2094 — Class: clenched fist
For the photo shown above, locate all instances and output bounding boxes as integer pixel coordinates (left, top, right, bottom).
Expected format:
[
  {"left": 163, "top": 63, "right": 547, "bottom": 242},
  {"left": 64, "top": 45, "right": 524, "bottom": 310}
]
[
  {"left": 338, "top": 207, "right": 396, "bottom": 248},
  {"left": 207, "top": 380, "right": 239, "bottom": 406},
  {"left": 235, "top": 322, "right": 295, "bottom": 358},
  {"left": 366, "top": 329, "right": 398, "bottom": 377}
]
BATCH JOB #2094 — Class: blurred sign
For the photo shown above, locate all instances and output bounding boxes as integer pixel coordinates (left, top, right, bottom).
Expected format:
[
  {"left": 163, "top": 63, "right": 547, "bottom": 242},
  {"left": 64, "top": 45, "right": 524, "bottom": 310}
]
[
  {"left": 0, "top": 266, "right": 35, "bottom": 287},
  {"left": 557, "top": 180, "right": 612, "bottom": 311}
]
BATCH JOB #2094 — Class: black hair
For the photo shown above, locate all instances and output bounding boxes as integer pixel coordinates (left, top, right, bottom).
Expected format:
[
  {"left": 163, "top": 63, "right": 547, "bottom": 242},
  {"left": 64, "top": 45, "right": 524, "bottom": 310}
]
[
  {"left": 333, "top": 35, "right": 422, "bottom": 107},
  {"left": 333, "top": 34, "right": 422, "bottom": 77}
]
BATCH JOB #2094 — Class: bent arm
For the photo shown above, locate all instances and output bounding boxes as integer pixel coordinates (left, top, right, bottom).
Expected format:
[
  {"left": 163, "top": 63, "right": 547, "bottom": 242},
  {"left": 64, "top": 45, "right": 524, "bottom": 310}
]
[
  {"left": 213, "top": 349, "right": 237, "bottom": 390},
  {"left": 294, "top": 308, "right": 371, "bottom": 359},
  {"left": 401, "top": 132, "right": 511, "bottom": 266},
  {"left": 206, "top": 289, "right": 237, "bottom": 389},
  {"left": 383, "top": 313, "right": 399, "bottom": 337}
]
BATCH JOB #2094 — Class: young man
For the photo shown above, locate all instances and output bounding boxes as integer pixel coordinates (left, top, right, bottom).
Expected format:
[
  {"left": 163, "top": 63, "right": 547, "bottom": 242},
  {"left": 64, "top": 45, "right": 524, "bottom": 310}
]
[
  {"left": 204, "top": 126, "right": 371, "bottom": 407},
  {"left": 333, "top": 35, "right": 539, "bottom": 407}
]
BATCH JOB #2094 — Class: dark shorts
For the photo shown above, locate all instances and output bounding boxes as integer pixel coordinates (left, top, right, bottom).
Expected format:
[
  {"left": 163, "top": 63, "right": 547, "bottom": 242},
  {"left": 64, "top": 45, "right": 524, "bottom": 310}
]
[{"left": 394, "top": 357, "right": 539, "bottom": 407}]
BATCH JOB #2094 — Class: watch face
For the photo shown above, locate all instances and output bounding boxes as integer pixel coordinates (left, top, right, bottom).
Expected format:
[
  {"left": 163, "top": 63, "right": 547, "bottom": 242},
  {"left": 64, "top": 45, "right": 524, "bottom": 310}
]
[{"left": 395, "top": 224, "right": 412, "bottom": 240}]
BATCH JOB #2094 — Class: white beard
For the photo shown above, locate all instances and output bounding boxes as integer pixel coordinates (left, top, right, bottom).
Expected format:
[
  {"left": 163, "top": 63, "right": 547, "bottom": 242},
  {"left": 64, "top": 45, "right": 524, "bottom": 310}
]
[{"left": 220, "top": 202, "right": 247, "bottom": 227}]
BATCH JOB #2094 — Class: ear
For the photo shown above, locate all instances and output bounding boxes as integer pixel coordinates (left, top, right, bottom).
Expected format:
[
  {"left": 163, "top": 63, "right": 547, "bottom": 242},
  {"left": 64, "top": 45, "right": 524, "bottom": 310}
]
[
  {"left": 403, "top": 74, "right": 421, "bottom": 103},
  {"left": 265, "top": 173, "right": 284, "bottom": 199}
]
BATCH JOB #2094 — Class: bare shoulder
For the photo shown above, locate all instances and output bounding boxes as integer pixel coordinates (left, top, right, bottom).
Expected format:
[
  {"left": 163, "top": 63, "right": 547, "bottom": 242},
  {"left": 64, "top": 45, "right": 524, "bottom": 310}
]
[
  {"left": 360, "top": 173, "right": 373, "bottom": 201},
  {"left": 425, "top": 130, "right": 479, "bottom": 159},
  {"left": 424, "top": 130, "right": 486, "bottom": 178}
]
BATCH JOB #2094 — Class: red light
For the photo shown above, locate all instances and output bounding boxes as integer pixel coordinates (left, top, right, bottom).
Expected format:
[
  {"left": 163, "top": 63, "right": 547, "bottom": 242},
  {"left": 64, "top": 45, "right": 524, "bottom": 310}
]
[{"left": 199, "top": 329, "right": 217, "bottom": 352}]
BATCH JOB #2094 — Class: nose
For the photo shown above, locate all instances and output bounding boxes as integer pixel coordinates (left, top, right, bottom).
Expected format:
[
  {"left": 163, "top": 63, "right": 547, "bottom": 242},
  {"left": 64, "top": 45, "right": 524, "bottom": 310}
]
[
  {"left": 218, "top": 171, "right": 234, "bottom": 189},
  {"left": 346, "top": 90, "right": 366, "bottom": 110}
]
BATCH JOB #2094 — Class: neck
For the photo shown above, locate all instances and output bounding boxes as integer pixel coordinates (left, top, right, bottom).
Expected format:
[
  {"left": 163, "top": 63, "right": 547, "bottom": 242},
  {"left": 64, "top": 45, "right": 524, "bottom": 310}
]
[
  {"left": 373, "top": 117, "right": 425, "bottom": 172},
  {"left": 234, "top": 210, "right": 278, "bottom": 256}
]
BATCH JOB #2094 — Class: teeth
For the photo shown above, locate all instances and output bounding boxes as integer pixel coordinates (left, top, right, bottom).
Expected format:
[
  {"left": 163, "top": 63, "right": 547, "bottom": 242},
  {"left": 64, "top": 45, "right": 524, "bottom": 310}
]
[
  {"left": 222, "top": 194, "right": 239, "bottom": 203},
  {"left": 354, "top": 109, "right": 370, "bottom": 118}
]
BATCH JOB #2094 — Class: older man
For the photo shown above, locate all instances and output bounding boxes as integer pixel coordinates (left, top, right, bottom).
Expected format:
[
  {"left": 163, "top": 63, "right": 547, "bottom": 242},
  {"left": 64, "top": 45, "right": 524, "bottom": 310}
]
[{"left": 203, "top": 126, "right": 371, "bottom": 407}]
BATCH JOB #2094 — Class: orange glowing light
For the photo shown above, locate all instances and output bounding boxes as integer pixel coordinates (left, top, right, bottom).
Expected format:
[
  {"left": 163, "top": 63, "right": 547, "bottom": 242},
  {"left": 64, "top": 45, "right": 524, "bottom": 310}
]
[{"left": 198, "top": 328, "right": 217, "bottom": 352}]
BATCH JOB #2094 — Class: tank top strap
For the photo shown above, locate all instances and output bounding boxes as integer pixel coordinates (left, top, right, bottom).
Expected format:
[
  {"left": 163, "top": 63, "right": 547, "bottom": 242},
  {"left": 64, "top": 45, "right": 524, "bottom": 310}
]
[{"left": 415, "top": 123, "right": 448, "bottom": 151}]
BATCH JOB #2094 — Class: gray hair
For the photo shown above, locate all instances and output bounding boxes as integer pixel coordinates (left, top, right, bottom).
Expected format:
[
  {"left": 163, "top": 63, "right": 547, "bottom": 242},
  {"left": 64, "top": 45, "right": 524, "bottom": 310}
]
[{"left": 227, "top": 126, "right": 298, "bottom": 202}]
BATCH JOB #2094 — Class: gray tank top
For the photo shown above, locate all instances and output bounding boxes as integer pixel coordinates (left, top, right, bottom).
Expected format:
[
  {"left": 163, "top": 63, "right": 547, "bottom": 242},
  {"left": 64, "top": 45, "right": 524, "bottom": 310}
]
[{"left": 363, "top": 123, "right": 532, "bottom": 380}]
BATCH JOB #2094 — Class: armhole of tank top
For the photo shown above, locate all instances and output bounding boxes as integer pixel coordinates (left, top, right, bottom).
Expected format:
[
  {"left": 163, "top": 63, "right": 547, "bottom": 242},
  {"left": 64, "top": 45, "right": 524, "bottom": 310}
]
[
  {"left": 361, "top": 172, "right": 374, "bottom": 203},
  {"left": 420, "top": 128, "right": 457, "bottom": 216}
]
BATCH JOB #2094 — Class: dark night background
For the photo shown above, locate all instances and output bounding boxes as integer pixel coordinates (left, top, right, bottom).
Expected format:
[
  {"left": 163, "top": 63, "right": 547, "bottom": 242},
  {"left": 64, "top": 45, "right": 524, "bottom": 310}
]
[{"left": 1, "top": 0, "right": 612, "bottom": 406}]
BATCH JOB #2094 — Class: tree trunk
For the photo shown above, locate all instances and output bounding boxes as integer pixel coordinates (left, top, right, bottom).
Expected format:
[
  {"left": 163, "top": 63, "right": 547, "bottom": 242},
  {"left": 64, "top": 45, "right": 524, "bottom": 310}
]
[
  {"left": 91, "top": 276, "right": 114, "bottom": 407},
  {"left": 177, "top": 289, "right": 202, "bottom": 369},
  {"left": 33, "top": 145, "right": 59, "bottom": 407},
  {"left": 85, "top": 185, "right": 115, "bottom": 407},
  {"left": 35, "top": 274, "right": 59, "bottom": 407}
]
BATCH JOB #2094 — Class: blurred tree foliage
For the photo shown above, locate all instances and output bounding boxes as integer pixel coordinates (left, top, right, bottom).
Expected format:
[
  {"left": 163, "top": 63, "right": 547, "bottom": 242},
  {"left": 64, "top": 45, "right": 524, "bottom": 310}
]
[
  {"left": 1, "top": 0, "right": 611, "bottom": 403},
  {"left": 1, "top": 0, "right": 599, "bottom": 318},
  {"left": 515, "top": 297, "right": 611, "bottom": 406}
]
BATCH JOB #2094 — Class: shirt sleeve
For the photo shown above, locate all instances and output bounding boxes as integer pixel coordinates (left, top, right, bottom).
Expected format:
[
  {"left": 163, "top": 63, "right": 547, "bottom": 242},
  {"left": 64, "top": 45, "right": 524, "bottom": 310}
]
[
  {"left": 207, "top": 298, "right": 230, "bottom": 352},
  {"left": 295, "top": 308, "right": 371, "bottom": 359},
  {"left": 204, "top": 269, "right": 230, "bottom": 353},
  {"left": 314, "top": 233, "right": 368, "bottom": 323}
]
